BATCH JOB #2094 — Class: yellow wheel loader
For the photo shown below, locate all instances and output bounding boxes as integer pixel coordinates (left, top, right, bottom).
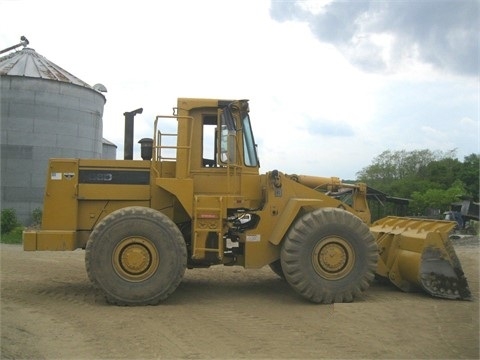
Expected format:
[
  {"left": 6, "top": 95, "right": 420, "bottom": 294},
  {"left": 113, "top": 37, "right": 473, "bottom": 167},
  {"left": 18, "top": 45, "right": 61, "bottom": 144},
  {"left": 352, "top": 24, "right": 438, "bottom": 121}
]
[{"left": 23, "top": 98, "right": 471, "bottom": 305}]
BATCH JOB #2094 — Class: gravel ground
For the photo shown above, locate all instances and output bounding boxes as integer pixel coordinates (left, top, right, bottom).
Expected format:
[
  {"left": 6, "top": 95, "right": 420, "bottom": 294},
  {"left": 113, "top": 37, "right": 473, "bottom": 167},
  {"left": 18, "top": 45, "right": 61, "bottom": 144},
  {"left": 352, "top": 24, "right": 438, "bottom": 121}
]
[{"left": 1, "top": 237, "right": 478, "bottom": 359}]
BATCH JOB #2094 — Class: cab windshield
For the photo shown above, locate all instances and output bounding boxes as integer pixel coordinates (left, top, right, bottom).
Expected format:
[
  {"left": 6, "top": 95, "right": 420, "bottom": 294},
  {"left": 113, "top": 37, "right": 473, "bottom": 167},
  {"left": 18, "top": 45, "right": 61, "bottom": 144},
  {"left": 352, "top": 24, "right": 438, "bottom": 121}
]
[{"left": 241, "top": 113, "right": 258, "bottom": 167}]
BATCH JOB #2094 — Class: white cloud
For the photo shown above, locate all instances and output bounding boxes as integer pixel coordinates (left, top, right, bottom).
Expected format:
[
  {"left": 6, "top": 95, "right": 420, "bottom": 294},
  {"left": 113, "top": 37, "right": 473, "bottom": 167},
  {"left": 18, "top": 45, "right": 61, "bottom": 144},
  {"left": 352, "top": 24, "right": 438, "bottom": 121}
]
[
  {"left": 297, "top": 0, "right": 334, "bottom": 15},
  {"left": 459, "top": 116, "right": 477, "bottom": 128},
  {"left": 421, "top": 125, "right": 446, "bottom": 138}
]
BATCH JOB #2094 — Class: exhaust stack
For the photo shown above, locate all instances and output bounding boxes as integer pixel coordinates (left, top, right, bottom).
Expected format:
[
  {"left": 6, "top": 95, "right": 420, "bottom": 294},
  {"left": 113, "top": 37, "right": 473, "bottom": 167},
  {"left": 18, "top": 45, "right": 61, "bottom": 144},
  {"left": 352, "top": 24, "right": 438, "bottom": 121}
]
[{"left": 123, "top": 108, "right": 143, "bottom": 160}]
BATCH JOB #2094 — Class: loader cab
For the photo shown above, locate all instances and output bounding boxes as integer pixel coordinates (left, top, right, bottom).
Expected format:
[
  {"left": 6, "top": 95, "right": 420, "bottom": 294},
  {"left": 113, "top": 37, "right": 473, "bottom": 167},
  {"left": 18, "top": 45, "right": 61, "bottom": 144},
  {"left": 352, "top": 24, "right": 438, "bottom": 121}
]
[
  {"left": 200, "top": 100, "right": 259, "bottom": 169},
  {"left": 154, "top": 99, "right": 262, "bottom": 202},
  {"left": 154, "top": 99, "right": 257, "bottom": 168},
  {"left": 173, "top": 99, "right": 259, "bottom": 173}
]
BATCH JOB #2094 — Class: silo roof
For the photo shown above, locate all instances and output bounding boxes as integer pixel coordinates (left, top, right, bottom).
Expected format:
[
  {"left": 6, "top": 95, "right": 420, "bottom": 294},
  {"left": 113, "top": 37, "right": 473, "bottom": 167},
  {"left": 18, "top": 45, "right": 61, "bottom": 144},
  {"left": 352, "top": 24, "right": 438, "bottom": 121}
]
[{"left": 0, "top": 48, "right": 92, "bottom": 89}]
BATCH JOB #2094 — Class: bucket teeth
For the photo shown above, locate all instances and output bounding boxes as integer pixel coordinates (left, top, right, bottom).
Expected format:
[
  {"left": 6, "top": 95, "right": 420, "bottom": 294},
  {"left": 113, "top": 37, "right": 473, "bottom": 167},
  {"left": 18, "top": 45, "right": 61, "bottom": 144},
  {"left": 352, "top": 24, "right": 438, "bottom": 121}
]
[{"left": 420, "top": 247, "right": 472, "bottom": 300}]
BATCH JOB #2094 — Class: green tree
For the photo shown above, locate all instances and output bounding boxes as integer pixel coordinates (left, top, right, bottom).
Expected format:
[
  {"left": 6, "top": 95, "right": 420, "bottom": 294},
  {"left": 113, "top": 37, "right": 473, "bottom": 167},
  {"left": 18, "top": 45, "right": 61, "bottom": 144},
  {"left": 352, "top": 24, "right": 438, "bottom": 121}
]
[
  {"left": 1, "top": 209, "right": 20, "bottom": 234},
  {"left": 356, "top": 149, "right": 453, "bottom": 193},
  {"left": 420, "top": 157, "right": 463, "bottom": 189},
  {"left": 410, "top": 180, "right": 466, "bottom": 215},
  {"left": 458, "top": 154, "right": 479, "bottom": 200},
  {"left": 388, "top": 177, "right": 435, "bottom": 199},
  {"left": 357, "top": 149, "right": 478, "bottom": 216}
]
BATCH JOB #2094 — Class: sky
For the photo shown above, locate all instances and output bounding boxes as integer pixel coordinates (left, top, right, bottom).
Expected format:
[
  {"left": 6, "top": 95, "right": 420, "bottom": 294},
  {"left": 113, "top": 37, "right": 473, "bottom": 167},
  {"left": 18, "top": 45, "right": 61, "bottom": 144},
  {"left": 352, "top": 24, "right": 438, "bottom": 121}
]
[{"left": 1, "top": 0, "right": 478, "bottom": 180}]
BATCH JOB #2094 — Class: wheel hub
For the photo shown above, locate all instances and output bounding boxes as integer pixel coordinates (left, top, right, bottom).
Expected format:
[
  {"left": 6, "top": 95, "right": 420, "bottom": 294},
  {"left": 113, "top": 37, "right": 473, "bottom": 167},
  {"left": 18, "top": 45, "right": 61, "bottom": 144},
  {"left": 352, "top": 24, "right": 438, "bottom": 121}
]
[
  {"left": 113, "top": 237, "right": 159, "bottom": 282},
  {"left": 312, "top": 236, "right": 354, "bottom": 280}
]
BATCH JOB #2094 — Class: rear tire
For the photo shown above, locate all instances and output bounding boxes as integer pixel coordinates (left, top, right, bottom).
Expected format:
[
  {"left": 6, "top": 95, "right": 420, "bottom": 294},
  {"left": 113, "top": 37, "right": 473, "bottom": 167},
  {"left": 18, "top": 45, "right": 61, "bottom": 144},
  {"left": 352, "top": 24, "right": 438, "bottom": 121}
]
[
  {"left": 281, "top": 208, "right": 377, "bottom": 303},
  {"left": 85, "top": 206, "right": 187, "bottom": 305}
]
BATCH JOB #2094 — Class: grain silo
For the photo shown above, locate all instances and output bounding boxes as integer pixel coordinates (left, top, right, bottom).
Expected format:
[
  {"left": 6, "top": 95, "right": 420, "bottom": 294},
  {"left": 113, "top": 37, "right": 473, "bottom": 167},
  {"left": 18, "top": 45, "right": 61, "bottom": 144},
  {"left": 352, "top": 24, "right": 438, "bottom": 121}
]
[
  {"left": 0, "top": 41, "right": 107, "bottom": 225},
  {"left": 102, "top": 138, "right": 117, "bottom": 159}
]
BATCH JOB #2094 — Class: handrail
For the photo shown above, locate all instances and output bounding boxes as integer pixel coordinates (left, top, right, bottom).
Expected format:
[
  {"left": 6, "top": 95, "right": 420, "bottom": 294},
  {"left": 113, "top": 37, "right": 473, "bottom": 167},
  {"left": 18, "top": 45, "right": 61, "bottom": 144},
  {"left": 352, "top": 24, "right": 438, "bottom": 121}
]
[{"left": 152, "top": 115, "right": 194, "bottom": 178}]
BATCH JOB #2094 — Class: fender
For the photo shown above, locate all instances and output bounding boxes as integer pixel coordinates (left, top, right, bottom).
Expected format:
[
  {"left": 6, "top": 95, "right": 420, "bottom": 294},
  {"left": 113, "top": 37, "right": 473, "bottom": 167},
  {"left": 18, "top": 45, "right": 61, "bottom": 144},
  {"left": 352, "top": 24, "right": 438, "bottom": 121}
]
[
  {"left": 268, "top": 198, "right": 325, "bottom": 246},
  {"left": 156, "top": 177, "right": 194, "bottom": 217}
]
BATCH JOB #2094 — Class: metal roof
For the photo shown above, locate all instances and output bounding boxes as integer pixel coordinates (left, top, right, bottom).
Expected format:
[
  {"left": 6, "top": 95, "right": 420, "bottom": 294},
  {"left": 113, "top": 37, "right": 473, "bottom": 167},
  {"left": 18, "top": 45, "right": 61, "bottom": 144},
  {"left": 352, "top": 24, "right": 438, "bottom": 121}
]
[
  {"left": 0, "top": 47, "right": 92, "bottom": 89},
  {"left": 102, "top": 138, "right": 118, "bottom": 147}
]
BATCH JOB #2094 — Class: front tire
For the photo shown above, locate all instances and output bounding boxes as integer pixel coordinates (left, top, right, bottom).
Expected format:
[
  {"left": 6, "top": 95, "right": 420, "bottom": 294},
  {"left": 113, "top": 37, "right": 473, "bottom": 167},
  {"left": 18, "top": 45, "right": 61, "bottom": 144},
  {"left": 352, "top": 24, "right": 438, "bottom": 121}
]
[
  {"left": 85, "top": 206, "right": 187, "bottom": 305},
  {"left": 281, "top": 208, "right": 378, "bottom": 303}
]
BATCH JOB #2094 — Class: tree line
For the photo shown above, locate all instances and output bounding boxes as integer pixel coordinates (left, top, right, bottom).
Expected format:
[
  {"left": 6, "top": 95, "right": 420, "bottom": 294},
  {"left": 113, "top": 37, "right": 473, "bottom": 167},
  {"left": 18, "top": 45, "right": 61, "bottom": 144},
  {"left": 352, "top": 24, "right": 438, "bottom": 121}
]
[{"left": 356, "top": 149, "right": 479, "bottom": 216}]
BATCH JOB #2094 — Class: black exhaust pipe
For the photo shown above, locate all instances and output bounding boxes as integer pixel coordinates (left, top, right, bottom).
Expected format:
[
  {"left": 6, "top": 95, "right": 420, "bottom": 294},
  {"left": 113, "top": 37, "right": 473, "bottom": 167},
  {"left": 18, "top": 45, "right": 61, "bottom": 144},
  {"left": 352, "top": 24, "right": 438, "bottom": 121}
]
[{"left": 123, "top": 108, "right": 143, "bottom": 160}]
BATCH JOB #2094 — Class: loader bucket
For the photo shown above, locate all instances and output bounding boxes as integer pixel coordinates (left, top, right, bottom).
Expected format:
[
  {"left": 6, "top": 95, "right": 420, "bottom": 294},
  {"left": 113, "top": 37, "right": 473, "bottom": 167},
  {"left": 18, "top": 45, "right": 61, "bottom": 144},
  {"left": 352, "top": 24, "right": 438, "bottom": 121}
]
[{"left": 370, "top": 217, "right": 471, "bottom": 300}]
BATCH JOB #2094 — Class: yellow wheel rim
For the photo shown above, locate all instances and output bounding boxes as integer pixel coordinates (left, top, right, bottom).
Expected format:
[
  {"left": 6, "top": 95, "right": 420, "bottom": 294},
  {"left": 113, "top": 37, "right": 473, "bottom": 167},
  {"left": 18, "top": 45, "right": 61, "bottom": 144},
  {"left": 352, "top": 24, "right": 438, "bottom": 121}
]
[
  {"left": 312, "top": 236, "right": 355, "bottom": 280},
  {"left": 113, "top": 237, "right": 159, "bottom": 282}
]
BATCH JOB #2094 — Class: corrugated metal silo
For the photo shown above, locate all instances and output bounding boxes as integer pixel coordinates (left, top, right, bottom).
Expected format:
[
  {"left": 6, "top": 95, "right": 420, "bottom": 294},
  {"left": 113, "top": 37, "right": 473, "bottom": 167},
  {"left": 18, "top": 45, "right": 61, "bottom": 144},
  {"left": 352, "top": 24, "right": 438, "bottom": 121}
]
[
  {"left": 102, "top": 138, "right": 117, "bottom": 160},
  {"left": 0, "top": 47, "right": 107, "bottom": 225}
]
